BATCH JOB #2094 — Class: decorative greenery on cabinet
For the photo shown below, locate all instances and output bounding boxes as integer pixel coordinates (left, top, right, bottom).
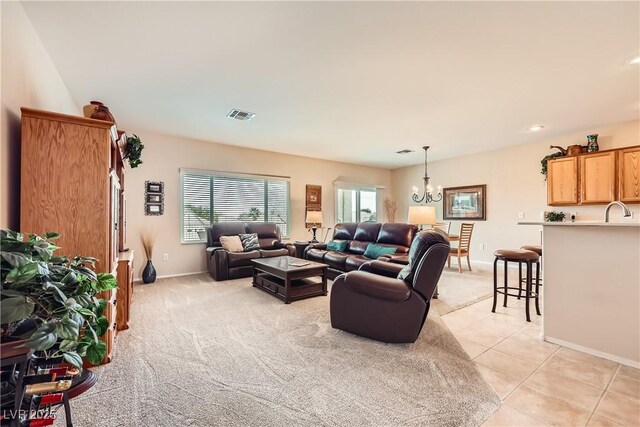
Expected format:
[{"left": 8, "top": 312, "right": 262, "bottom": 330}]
[{"left": 124, "top": 134, "right": 144, "bottom": 168}]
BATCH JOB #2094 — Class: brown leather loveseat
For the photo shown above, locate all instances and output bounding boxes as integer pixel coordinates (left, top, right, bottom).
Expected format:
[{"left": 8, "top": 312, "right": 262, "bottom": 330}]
[
  {"left": 304, "top": 222, "right": 418, "bottom": 279},
  {"left": 206, "top": 222, "right": 294, "bottom": 281}
]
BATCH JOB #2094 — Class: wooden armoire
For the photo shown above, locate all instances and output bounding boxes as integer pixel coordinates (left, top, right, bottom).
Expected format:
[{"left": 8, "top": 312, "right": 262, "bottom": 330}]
[{"left": 20, "top": 107, "right": 134, "bottom": 364}]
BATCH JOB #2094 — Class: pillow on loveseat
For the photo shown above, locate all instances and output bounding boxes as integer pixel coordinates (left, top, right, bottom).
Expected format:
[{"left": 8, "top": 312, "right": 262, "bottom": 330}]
[
  {"left": 220, "top": 235, "right": 243, "bottom": 252},
  {"left": 239, "top": 233, "right": 261, "bottom": 251},
  {"left": 327, "top": 241, "right": 348, "bottom": 252},
  {"left": 364, "top": 243, "right": 397, "bottom": 259}
]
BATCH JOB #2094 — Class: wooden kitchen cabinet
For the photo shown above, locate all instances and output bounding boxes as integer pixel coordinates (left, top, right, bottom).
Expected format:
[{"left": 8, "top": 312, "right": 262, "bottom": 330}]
[
  {"left": 580, "top": 151, "right": 616, "bottom": 204},
  {"left": 547, "top": 145, "right": 640, "bottom": 205},
  {"left": 618, "top": 146, "right": 640, "bottom": 203},
  {"left": 547, "top": 156, "right": 578, "bottom": 205}
]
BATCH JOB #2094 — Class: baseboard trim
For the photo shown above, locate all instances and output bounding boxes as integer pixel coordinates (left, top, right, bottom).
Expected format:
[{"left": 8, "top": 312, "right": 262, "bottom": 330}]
[
  {"left": 134, "top": 271, "right": 208, "bottom": 283},
  {"left": 544, "top": 336, "right": 640, "bottom": 369}
]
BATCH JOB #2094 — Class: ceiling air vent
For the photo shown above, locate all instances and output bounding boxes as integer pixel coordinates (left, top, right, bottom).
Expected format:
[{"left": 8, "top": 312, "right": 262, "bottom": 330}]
[
  {"left": 227, "top": 109, "right": 255, "bottom": 121},
  {"left": 396, "top": 149, "right": 414, "bottom": 154}
]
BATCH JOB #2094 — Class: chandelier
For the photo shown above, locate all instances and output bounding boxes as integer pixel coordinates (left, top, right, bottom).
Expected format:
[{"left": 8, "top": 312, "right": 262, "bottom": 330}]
[{"left": 411, "top": 146, "right": 442, "bottom": 203}]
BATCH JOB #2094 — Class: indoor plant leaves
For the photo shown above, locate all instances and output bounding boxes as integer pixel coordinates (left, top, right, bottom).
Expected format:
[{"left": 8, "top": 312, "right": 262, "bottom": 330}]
[
  {"left": 0, "top": 296, "right": 35, "bottom": 324},
  {"left": 124, "top": 134, "right": 144, "bottom": 168},
  {"left": 1, "top": 230, "right": 117, "bottom": 369}
]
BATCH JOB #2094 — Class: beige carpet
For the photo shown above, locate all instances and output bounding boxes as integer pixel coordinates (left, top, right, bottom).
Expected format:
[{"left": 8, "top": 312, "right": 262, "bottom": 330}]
[{"left": 58, "top": 274, "right": 500, "bottom": 426}]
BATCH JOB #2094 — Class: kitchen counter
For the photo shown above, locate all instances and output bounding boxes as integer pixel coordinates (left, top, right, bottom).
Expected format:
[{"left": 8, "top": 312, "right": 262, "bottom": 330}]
[
  {"left": 519, "top": 222, "right": 640, "bottom": 367},
  {"left": 518, "top": 221, "right": 639, "bottom": 227}
]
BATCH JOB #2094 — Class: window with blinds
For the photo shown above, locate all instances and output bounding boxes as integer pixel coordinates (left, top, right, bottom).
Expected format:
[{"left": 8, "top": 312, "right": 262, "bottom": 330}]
[{"left": 181, "top": 170, "right": 290, "bottom": 243}]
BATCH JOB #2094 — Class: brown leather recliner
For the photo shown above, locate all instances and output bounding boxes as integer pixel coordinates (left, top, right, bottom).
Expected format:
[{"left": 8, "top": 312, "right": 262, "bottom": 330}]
[
  {"left": 206, "top": 222, "right": 294, "bottom": 281},
  {"left": 330, "top": 230, "right": 450, "bottom": 343}
]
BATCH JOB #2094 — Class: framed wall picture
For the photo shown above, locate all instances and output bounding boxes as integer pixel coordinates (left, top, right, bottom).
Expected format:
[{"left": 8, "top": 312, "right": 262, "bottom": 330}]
[
  {"left": 305, "top": 184, "right": 322, "bottom": 208},
  {"left": 145, "top": 203, "right": 163, "bottom": 216},
  {"left": 146, "top": 182, "right": 162, "bottom": 193},
  {"left": 146, "top": 193, "right": 161, "bottom": 204},
  {"left": 443, "top": 184, "right": 486, "bottom": 220},
  {"left": 145, "top": 180, "right": 164, "bottom": 216}
]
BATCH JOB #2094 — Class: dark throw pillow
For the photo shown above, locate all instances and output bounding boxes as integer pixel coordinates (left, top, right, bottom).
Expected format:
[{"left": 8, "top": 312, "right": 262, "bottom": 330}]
[
  {"left": 326, "top": 240, "right": 348, "bottom": 252},
  {"left": 239, "top": 233, "right": 260, "bottom": 251},
  {"left": 364, "top": 243, "right": 397, "bottom": 259}
]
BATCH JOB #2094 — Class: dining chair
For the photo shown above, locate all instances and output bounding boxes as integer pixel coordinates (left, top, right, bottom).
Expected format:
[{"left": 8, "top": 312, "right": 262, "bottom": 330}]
[
  {"left": 432, "top": 222, "right": 451, "bottom": 234},
  {"left": 448, "top": 223, "right": 474, "bottom": 273}
]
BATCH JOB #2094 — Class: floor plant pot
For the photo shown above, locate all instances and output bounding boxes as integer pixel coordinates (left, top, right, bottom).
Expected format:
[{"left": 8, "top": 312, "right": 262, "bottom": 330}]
[{"left": 142, "top": 260, "right": 156, "bottom": 284}]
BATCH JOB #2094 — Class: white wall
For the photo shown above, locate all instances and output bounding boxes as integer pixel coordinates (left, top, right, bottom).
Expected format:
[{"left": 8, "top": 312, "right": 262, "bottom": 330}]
[
  {"left": 125, "top": 131, "right": 392, "bottom": 279},
  {"left": 0, "top": 2, "right": 80, "bottom": 229},
  {"left": 391, "top": 120, "right": 640, "bottom": 265}
]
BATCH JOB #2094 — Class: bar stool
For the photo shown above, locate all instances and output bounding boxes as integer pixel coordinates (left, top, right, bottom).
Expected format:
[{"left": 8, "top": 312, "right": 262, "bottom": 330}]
[
  {"left": 492, "top": 249, "right": 541, "bottom": 322},
  {"left": 520, "top": 245, "right": 542, "bottom": 293}
]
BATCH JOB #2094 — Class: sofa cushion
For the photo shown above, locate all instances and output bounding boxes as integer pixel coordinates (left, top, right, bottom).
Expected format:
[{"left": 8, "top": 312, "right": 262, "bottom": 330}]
[
  {"left": 353, "top": 223, "right": 382, "bottom": 242},
  {"left": 245, "top": 223, "right": 281, "bottom": 248},
  {"left": 219, "top": 235, "right": 243, "bottom": 253},
  {"left": 208, "top": 222, "right": 246, "bottom": 247},
  {"left": 306, "top": 248, "right": 326, "bottom": 263},
  {"left": 228, "top": 251, "right": 260, "bottom": 267},
  {"left": 239, "top": 233, "right": 260, "bottom": 251},
  {"left": 259, "top": 248, "right": 289, "bottom": 258},
  {"left": 333, "top": 223, "right": 358, "bottom": 241},
  {"left": 347, "top": 241, "right": 369, "bottom": 255},
  {"left": 324, "top": 251, "right": 349, "bottom": 270},
  {"left": 246, "top": 222, "right": 280, "bottom": 239},
  {"left": 327, "top": 240, "right": 348, "bottom": 252},
  {"left": 364, "top": 244, "right": 397, "bottom": 259},
  {"left": 376, "top": 223, "right": 417, "bottom": 252},
  {"left": 345, "top": 255, "right": 369, "bottom": 272}
]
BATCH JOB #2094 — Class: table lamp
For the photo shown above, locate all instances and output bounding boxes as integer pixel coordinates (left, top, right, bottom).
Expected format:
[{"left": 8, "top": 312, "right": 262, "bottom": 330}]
[
  {"left": 306, "top": 210, "right": 323, "bottom": 243},
  {"left": 407, "top": 206, "right": 436, "bottom": 230}
]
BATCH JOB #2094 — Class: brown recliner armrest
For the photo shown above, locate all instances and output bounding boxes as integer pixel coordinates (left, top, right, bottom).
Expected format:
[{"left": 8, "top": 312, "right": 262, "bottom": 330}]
[
  {"left": 342, "top": 271, "right": 411, "bottom": 302},
  {"left": 359, "top": 260, "right": 404, "bottom": 278},
  {"left": 379, "top": 254, "right": 409, "bottom": 265},
  {"left": 272, "top": 242, "right": 295, "bottom": 256},
  {"left": 304, "top": 243, "right": 327, "bottom": 257},
  {"left": 207, "top": 247, "right": 230, "bottom": 281}
]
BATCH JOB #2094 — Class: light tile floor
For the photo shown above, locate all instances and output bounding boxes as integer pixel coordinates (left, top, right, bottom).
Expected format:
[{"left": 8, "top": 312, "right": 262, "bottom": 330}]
[{"left": 441, "top": 294, "right": 640, "bottom": 426}]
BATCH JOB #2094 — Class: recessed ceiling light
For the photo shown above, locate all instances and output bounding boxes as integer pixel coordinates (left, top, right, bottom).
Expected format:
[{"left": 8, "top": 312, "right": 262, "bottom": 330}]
[
  {"left": 626, "top": 55, "right": 640, "bottom": 65},
  {"left": 527, "top": 125, "right": 545, "bottom": 132},
  {"left": 396, "top": 149, "right": 414, "bottom": 154}
]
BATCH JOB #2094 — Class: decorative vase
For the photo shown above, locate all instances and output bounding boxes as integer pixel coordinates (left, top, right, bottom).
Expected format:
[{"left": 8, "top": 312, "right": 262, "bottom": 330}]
[
  {"left": 82, "top": 101, "right": 101, "bottom": 118},
  {"left": 142, "top": 260, "right": 156, "bottom": 284},
  {"left": 90, "top": 103, "right": 116, "bottom": 123},
  {"left": 587, "top": 134, "right": 599, "bottom": 152}
]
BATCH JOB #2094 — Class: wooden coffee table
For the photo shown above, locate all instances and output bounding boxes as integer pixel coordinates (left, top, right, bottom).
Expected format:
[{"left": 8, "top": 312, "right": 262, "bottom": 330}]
[{"left": 251, "top": 256, "right": 328, "bottom": 304}]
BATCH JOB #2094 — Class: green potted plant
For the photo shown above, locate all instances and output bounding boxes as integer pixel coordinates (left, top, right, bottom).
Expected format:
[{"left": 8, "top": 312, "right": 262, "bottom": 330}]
[
  {"left": 124, "top": 134, "right": 144, "bottom": 168},
  {"left": 544, "top": 211, "right": 566, "bottom": 222},
  {"left": 0, "top": 230, "right": 117, "bottom": 367}
]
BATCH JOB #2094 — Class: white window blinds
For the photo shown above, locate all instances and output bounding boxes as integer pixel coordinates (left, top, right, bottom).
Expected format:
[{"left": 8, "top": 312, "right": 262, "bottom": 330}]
[{"left": 181, "top": 170, "right": 290, "bottom": 243}]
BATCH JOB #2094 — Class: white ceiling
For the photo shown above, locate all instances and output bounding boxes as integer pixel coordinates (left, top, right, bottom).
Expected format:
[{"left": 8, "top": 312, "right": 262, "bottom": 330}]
[{"left": 22, "top": 1, "right": 639, "bottom": 169}]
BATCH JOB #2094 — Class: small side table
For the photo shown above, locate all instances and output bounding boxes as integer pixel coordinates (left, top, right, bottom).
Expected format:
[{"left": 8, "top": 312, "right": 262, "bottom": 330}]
[{"left": 293, "top": 241, "right": 311, "bottom": 258}]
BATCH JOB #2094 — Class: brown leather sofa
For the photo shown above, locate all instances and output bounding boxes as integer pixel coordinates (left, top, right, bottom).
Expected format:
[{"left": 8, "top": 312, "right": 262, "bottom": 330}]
[
  {"left": 206, "top": 222, "right": 294, "bottom": 281},
  {"left": 304, "top": 222, "right": 418, "bottom": 280},
  {"left": 330, "top": 230, "right": 450, "bottom": 343}
]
